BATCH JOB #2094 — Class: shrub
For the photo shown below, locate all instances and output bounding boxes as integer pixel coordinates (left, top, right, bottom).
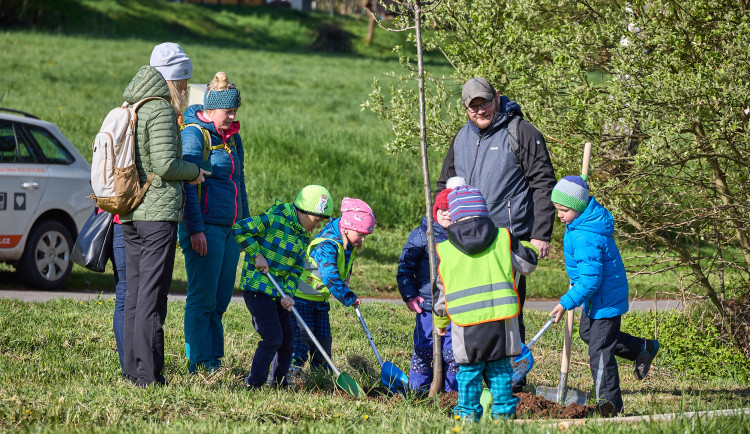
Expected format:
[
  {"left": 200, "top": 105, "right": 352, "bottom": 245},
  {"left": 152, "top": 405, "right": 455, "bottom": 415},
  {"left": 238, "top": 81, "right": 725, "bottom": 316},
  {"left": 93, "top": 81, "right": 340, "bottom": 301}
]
[{"left": 623, "top": 307, "right": 750, "bottom": 382}]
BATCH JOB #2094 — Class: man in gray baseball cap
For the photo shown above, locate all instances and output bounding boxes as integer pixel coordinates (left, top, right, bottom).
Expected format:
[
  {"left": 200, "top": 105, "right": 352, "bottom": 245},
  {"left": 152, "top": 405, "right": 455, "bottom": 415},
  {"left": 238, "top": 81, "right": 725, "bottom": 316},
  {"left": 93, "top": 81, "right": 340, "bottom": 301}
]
[
  {"left": 435, "top": 76, "right": 557, "bottom": 392},
  {"left": 461, "top": 77, "right": 496, "bottom": 106}
]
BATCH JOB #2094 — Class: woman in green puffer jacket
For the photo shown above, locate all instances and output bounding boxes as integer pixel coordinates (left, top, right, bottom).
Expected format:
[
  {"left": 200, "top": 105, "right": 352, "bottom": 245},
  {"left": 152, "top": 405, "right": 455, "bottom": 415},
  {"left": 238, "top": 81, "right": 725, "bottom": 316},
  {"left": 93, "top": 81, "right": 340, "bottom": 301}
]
[{"left": 120, "top": 42, "right": 209, "bottom": 387}]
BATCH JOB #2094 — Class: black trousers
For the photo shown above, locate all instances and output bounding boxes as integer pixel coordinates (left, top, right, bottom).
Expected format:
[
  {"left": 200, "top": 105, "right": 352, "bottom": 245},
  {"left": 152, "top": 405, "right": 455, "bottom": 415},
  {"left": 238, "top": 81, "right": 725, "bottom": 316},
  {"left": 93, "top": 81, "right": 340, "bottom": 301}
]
[
  {"left": 122, "top": 221, "right": 178, "bottom": 386},
  {"left": 516, "top": 273, "right": 527, "bottom": 342},
  {"left": 579, "top": 311, "right": 643, "bottom": 411}
]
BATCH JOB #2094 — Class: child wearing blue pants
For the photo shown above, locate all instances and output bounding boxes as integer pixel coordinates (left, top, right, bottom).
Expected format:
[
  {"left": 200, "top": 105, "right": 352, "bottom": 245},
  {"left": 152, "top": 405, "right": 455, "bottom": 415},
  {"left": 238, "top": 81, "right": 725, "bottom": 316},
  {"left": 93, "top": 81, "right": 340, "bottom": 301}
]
[
  {"left": 397, "top": 187, "right": 458, "bottom": 392},
  {"left": 549, "top": 175, "right": 659, "bottom": 415},
  {"left": 434, "top": 185, "right": 539, "bottom": 421}
]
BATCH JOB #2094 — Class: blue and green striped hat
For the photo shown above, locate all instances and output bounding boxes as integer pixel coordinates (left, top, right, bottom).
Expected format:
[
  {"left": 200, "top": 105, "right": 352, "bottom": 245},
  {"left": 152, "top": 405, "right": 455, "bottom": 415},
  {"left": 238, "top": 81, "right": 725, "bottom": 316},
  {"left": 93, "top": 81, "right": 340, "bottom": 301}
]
[{"left": 551, "top": 175, "right": 590, "bottom": 212}]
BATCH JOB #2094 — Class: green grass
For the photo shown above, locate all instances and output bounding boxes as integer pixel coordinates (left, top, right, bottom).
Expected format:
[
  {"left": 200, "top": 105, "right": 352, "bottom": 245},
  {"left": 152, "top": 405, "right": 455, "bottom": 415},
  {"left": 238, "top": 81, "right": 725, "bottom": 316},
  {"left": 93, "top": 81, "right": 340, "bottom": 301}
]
[
  {"left": 0, "top": 298, "right": 748, "bottom": 432},
  {"left": 0, "top": 1, "right": 685, "bottom": 300}
]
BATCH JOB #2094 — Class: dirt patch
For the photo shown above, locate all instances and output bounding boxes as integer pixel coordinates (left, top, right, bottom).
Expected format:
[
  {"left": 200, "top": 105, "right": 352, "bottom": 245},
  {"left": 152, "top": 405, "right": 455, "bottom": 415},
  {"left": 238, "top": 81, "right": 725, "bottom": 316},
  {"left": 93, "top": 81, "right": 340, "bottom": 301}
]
[
  {"left": 437, "top": 390, "right": 459, "bottom": 408},
  {"left": 516, "top": 392, "right": 598, "bottom": 419},
  {"left": 434, "top": 391, "right": 601, "bottom": 419}
]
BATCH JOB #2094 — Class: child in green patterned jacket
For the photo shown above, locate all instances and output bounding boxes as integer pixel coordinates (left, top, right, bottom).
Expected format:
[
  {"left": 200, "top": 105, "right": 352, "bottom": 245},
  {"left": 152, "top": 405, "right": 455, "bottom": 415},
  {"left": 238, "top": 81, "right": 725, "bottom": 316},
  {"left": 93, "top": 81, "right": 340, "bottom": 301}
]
[{"left": 232, "top": 185, "right": 333, "bottom": 388}]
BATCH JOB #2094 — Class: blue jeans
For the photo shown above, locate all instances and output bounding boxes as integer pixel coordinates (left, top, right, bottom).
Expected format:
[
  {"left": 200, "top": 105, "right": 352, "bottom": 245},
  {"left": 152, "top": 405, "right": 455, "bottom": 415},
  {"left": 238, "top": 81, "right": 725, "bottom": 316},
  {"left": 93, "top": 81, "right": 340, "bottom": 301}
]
[
  {"left": 178, "top": 223, "right": 240, "bottom": 373},
  {"left": 111, "top": 223, "right": 127, "bottom": 374},
  {"left": 243, "top": 291, "right": 294, "bottom": 387}
]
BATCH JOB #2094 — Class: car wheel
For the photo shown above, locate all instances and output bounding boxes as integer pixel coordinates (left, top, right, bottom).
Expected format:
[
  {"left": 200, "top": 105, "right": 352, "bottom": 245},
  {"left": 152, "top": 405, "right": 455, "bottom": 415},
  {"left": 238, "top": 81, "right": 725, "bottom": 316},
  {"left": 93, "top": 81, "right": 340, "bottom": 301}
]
[{"left": 17, "top": 220, "right": 73, "bottom": 290}]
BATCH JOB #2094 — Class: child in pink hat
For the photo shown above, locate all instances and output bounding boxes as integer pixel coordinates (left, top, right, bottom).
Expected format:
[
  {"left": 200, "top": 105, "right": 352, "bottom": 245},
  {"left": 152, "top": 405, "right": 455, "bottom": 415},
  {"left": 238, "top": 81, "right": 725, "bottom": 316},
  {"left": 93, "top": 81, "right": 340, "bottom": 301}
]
[{"left": 286, "top": 197, "right": 375, "bottom": 376}]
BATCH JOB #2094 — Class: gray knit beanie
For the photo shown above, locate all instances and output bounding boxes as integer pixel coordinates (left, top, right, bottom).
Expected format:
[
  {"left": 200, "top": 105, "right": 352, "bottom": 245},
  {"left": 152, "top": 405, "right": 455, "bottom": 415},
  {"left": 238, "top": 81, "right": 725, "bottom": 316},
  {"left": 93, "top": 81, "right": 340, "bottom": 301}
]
[{"left": 150, "top": 42, "right": 192, "bottom": 81}]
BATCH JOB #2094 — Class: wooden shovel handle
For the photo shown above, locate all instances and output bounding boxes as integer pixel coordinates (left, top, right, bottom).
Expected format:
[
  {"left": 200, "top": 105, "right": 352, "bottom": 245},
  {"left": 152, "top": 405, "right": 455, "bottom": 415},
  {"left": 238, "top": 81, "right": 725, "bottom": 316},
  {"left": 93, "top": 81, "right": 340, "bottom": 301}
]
[
  {"left": 582, "top": 142, "right": 592, "bottom": 177},
  {"left": 560, "top": 309, "right": 574, "bottom": 376}
]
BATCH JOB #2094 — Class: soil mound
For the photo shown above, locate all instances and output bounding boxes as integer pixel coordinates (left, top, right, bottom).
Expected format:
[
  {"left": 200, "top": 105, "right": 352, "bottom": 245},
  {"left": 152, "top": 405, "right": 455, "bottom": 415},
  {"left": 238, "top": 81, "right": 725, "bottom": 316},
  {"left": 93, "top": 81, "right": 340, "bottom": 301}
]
[
  {"left": 516, "top": 392, "right": 597, "bottom": 419},
  {"left": 436, "top": 391, "right": 601, "bottom": 419}
]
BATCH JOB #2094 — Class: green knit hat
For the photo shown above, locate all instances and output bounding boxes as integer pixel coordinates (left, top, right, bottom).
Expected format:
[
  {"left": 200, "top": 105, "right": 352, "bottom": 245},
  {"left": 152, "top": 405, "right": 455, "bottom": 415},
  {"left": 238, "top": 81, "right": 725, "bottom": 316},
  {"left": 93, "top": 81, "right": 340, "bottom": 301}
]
[
  {"left": 294, "top": 185, "right": 333, "bottom": 218},
  {"left": 551, "top": 175, "right": 590, "bottom": 212}
]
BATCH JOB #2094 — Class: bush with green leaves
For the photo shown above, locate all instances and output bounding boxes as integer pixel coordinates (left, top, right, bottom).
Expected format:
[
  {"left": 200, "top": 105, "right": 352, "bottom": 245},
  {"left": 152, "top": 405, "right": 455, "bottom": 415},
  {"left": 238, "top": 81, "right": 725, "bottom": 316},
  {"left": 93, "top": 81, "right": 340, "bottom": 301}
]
[{"left": 623, "top": 306, "right": 750, "bottom": 382}]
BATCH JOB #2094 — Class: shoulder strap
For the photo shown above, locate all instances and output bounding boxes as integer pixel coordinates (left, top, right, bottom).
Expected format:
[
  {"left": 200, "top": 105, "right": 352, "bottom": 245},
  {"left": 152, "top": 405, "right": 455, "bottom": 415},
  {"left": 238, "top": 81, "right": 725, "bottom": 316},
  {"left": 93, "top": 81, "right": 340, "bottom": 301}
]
[
  {"left": 120, "top": 98, "right": 163, "bottom": 192},
  {"left": 507, "top": 115, "right": 521, "bottom": 160},
  {"left": 182, "top": 123, "right": 213, "bottom": 161},
  {"left": 131, "top": 97, "right": 169, "bottom": 112},
  {"left": 181, "top": 123, "right": 214, "bottom": 202}
]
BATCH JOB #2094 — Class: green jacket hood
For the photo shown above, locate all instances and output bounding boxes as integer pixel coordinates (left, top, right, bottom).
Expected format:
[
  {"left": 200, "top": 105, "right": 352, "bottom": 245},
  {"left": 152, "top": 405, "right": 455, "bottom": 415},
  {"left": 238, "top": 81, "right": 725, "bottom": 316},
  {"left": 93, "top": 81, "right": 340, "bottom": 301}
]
[
  {"left": 272, "top": 200, "right": 306, "bottom": 234},
  {"left": 123, "top": 65, "right": 171, "bottom": 103}
]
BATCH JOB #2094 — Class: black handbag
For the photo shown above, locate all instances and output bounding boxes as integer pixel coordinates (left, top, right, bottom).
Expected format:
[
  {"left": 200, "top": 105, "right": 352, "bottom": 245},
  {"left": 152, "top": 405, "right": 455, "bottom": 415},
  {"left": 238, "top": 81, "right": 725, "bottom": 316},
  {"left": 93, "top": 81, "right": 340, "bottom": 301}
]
[{"left": 71, "top": 209, "right": 115, "bottom": 272}]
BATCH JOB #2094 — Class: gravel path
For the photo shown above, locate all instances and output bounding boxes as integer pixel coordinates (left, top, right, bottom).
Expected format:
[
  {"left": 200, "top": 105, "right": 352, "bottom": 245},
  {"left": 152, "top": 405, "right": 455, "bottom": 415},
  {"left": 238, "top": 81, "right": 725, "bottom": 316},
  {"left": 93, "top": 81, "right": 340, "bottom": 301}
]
[{"left": 0, "top": 290, "right": 683, "bottom": 311}]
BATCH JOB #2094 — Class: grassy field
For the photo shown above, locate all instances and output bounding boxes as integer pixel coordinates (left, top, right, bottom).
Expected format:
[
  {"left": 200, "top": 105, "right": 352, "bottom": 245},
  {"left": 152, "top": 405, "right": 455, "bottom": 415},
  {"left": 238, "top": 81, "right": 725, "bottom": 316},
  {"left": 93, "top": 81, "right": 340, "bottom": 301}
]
[
  {"left": 0, "top": 18, "right": 680, "bottom": 301},
  {"left": 0, "top": 298, "right": 748, "bottom": 432}
]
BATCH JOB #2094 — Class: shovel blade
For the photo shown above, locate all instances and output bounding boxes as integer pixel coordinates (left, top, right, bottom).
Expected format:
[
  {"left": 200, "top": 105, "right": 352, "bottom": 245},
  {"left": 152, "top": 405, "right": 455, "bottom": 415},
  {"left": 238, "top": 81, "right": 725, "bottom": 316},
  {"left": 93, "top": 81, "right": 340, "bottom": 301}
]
[
  {"left": 536, "top": 386, "right": 587, "bottom": 406},
  {"left": 511, "top": 345, "right": 534, "bottom": 387},
  {"left": 336, "top": 372, "right": 363, "bottom": 397},
  {"left": 381, "top": 361, "right": 409, "bottom": 394}
]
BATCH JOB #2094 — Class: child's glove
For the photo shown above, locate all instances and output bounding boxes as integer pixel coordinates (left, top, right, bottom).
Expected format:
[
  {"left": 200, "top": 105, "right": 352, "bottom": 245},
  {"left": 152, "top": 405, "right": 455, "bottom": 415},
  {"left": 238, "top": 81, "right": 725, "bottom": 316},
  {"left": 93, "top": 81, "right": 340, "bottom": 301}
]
[{"left": 405, "top": 296, "right": 424, "bottom": 313}]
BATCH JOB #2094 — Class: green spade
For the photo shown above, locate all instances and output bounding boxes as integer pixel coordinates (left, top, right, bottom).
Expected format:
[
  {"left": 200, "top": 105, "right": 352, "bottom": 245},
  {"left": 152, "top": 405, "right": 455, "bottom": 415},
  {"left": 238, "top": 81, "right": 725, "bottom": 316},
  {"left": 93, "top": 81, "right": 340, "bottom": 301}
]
[{"left": 265, "top": 272, "right": 363, "bottom": 397}]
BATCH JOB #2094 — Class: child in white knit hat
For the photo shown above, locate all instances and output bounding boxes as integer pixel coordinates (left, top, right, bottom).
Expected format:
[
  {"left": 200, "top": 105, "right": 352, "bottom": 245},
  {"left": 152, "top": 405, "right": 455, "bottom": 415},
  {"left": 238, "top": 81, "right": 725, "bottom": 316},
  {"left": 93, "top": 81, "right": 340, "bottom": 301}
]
[{"left": 550, "top": 175, "right": 659, "bottom": 415}]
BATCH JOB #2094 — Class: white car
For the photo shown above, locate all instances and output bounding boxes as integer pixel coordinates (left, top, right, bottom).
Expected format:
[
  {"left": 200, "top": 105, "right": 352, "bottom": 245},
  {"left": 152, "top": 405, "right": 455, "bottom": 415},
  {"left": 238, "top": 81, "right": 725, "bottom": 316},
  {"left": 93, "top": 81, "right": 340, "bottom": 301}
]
[{"left": 0, "top": 108, "right": 93, "bottom": 290}]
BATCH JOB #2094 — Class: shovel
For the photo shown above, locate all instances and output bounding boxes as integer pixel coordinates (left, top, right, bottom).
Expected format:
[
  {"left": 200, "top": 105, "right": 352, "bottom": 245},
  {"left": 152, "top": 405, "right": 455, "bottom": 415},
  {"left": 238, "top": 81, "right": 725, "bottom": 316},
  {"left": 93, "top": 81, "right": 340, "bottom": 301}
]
[
  {"left": 354, "top": 306, "right": 409, "bottom": 394},
  {"left": 264, "top": 272, "right": 363, "bottom": 397},
  {"left": 536, "top": 143, "right": 592, "bottom": 406},
  {"left": 511, "top": 317, "right": 555, "bottom": 386},
  {"left": 536, "top": 309, "right": 587, "bottom": 405}
]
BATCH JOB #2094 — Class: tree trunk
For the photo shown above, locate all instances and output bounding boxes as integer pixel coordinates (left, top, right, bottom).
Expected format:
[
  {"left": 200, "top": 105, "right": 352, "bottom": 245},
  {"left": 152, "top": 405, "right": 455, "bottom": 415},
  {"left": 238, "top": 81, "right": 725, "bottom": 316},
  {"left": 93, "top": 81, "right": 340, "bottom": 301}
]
[
  {"left": 411, "top": 0, "right": 443, "bottom": 397},
  {"left": 366, "top": 13, "right": 375, "bottom": 45}
]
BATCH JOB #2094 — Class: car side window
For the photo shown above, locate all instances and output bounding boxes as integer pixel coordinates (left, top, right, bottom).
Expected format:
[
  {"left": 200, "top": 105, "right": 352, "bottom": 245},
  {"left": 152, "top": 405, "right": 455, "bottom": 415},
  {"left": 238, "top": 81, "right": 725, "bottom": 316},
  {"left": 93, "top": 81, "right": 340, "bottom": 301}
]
[
  {"left": 0, "top": 121, "right": 38, "bottom": 164},
  {"left": 28, "top": 126, "right": 73, "bottom": 164}
]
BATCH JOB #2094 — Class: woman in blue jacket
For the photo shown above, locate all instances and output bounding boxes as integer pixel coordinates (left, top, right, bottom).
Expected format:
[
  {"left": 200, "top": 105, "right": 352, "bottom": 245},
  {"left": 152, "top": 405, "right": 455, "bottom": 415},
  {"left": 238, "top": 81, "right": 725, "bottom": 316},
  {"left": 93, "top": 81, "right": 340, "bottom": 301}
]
[
  {"left": 179, "top": 71, "right": 249, "bottom": 373},
  {"left": 397, "top": 187, "right": 459, "bottom": 392}
]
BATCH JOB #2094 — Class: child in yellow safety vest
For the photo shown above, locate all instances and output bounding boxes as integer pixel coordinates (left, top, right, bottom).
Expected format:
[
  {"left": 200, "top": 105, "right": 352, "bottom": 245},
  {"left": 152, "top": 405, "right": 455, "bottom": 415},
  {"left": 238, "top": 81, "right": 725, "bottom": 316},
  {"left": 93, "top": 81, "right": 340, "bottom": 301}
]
[
  {"left": 434, "top": 185, "right": 539, "bottom": 421},
  {"left": 289, "top": 197, "right": 375, "bottom": 372}
]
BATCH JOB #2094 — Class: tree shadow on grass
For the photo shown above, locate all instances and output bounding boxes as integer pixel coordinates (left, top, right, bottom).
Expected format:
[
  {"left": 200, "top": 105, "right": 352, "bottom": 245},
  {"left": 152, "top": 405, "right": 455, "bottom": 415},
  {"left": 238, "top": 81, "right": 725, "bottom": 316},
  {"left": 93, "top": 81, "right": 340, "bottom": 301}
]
[{"left": 3, "top": 0, "right": 449, "bottom": 65}]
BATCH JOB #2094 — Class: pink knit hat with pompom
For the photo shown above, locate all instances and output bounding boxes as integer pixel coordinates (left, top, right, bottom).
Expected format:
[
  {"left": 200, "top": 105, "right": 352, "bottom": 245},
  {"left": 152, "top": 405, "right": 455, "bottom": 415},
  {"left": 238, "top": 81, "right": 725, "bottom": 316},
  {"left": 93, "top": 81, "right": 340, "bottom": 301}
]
[{"left": 340, "top": 198, "right": 375, "bottom": 234}]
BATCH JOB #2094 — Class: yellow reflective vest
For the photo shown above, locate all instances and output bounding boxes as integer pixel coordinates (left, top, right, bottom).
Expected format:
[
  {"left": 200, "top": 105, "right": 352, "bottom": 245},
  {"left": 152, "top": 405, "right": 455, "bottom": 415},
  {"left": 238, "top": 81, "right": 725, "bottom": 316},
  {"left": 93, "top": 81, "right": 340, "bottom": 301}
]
[
  {"left": 295, "top": 237, "right": 354, "bottom": 302},
  {"left": 436, "top": 228, "right": 520, "bottom": 326}
]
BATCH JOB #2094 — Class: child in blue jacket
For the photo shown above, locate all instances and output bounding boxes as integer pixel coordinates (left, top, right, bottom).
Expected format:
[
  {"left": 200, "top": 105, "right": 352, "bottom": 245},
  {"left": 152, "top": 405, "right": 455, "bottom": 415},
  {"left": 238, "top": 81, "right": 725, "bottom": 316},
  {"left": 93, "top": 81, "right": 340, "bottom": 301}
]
[
  {"left": 397, "top": 187, "right": 459, "bottom": 392},
  {"left": 549, "top": 175, "right": 659, "bottom": 415},
  {"left": 289, "top": 198, "right": 374, "bottom": 372}
]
